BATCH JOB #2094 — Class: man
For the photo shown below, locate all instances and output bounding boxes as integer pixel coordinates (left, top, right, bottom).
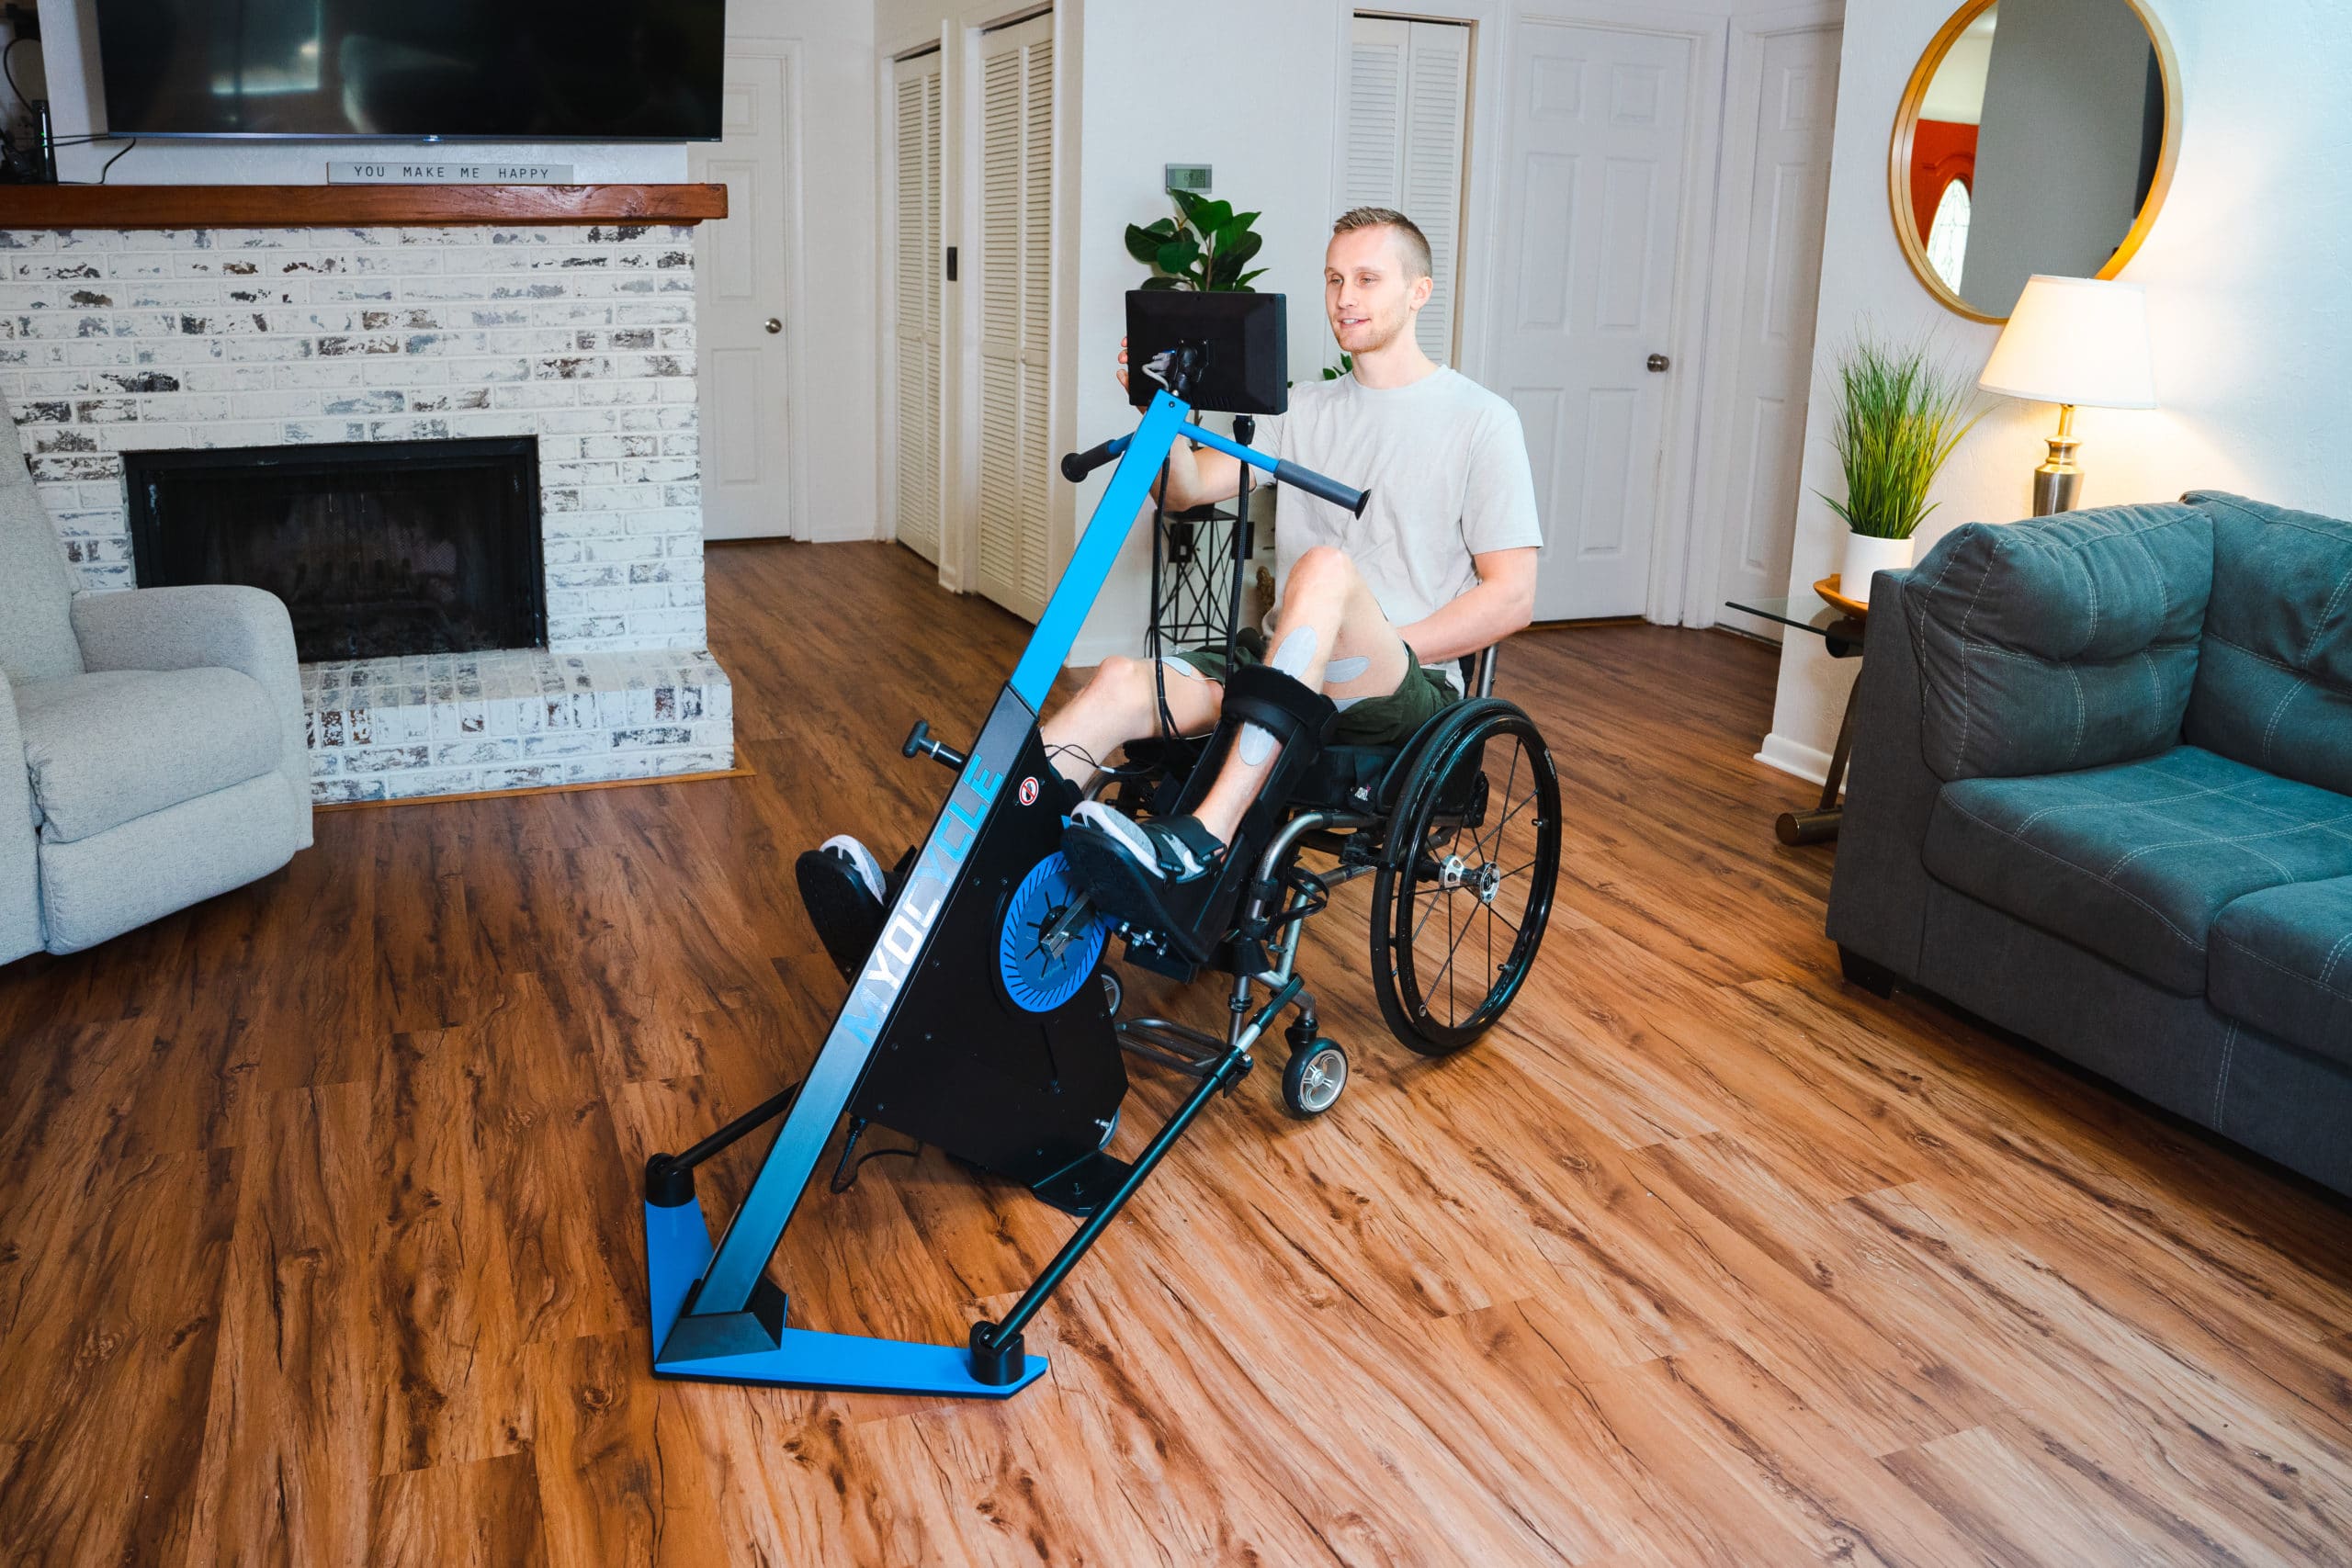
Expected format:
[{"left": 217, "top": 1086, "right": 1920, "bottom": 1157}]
[
  {"left": 800, "top": 207, "right": 1542, "bottom": 969},
  {"left": 1055, "top": 207, "right": 1542, "bottom": 893}
]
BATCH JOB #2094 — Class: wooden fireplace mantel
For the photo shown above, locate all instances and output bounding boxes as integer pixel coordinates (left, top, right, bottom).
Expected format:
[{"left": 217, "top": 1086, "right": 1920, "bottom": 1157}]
[{"left": 0, "top": 183, "right": 729, "bottom": 231}]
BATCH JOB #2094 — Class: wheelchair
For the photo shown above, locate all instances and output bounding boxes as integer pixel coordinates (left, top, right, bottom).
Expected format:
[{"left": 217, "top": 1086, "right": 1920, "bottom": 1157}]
[
  {"left": 1091, "top": 636, "right": 1562, "bottom": 1121},
  {"left": 630, "top": 310, "right": 1563, "bottom": 1401}
]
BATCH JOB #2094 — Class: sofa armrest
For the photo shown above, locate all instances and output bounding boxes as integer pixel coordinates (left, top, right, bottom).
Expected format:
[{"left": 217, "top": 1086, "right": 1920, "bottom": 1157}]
[
  {"left": 1904, "top": 503, "right": 2212, "bottom": 780},
  {"left": 0, "top": 667, "right": 42, "bottom": 962},
  {"left": 69, "top": 585, "right": 312, "bottom": 848},
  {"left": 1825, "top": 570, "right": 1944, "bottom": 980}
]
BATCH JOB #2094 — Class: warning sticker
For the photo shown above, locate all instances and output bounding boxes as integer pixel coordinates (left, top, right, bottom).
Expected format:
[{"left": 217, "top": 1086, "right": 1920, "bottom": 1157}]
[{"left": 1018, "top": 775, "right": 1040, "bottom": 806}]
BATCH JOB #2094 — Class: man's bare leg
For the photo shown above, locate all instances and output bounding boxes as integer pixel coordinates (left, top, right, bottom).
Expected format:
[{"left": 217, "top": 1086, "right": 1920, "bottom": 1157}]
[
  {"left": 1192, "top": 545, "right": 1408, "bottom": 844},
  {"left": 1039, "top": 654, "right": 1223, "bottom": 788}
]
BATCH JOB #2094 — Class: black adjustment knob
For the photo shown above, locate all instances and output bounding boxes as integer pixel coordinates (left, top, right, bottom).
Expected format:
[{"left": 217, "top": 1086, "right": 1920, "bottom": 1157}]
[{"left": 902, "top": 719, "right": 968, "bottom": 771}]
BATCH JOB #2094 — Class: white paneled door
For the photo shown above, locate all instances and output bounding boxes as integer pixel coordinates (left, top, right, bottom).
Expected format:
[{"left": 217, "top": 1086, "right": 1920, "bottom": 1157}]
[
  {"left": 1489, "top": 22, "right": 1696, "bottom": 621},
  {"left": 972, "top": 12, "right": 1055, "bottom": 621},
  {"left": 891, "top": 49, "right": 944, "bottom": 565},
  {"left": 1712, "top": 25, "right": 1841, "bottom": 630},
  {"left": 691, "top": 51, "right": 797, "bottom": 540},
  {"left": 1342, "top": 16, "right": 1471, "bottom": 367}
]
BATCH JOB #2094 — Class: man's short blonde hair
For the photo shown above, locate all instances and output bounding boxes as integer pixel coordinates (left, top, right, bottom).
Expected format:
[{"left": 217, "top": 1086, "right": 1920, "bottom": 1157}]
[{"left": 1330, "top": 207, "right": 1433, "bottom": 282}]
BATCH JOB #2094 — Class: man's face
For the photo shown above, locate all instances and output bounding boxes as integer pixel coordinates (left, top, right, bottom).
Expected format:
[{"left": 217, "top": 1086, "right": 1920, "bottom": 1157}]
[{"left": 1324, "top": 226, "right": 1431, "bottom": 356}]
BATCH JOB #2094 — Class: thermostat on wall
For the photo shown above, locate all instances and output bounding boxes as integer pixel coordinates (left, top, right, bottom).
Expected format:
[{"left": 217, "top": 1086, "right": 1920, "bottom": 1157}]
[{"left": 1164, "top": 164, "right": 1211, "bottom": 195}]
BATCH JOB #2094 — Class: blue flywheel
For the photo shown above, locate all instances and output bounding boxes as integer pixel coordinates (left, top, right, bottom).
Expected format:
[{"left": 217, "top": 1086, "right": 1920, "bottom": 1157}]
[{"left": 998, "top": 852, "right": 1109, "bottom": 1013}]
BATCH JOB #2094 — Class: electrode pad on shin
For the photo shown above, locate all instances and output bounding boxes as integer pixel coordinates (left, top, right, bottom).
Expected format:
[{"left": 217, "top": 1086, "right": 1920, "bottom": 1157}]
[{"left": 1239, "top": 628, "right": 1317, "bottom": 764}]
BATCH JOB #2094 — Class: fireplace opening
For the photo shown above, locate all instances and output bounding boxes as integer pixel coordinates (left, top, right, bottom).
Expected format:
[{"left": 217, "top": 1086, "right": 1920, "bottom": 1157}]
[{"left": 126, "top": 436, "right": 546, "bottom": 663}]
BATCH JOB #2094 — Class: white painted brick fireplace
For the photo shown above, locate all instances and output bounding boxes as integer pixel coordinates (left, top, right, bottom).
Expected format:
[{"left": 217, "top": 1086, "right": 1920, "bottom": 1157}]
[{"left": 2, "top": 219, "right": 734, "bottom": 803}]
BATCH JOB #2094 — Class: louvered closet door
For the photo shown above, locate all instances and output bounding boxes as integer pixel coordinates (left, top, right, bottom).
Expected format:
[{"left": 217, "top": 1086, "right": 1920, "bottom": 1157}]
[
  {"left": 973, "top": 12, "right": 1054, "bottom": 620},
  {"left": 892, "top": 50, "right": 944, "bottom": 564},
  {"left": 1343, "top": 16, "right": 1470, "bottom": 366}
]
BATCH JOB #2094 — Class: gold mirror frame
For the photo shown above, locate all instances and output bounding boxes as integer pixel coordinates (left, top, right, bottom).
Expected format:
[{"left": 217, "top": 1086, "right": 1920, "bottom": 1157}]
[{"left": 1888, "top": 0, "right": 2182, "bottom": 323}]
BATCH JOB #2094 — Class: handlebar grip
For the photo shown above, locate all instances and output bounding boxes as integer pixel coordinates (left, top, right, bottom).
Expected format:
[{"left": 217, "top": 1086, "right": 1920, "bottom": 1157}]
[
  {"left": 1273, "top": 458, "right": 1371, "bottom": 517},
  {"left": 1060, "top": 437, "right": 1126, "bottom": 483}
]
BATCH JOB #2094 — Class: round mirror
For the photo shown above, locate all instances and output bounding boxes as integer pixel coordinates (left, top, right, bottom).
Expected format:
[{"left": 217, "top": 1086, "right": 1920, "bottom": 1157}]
[{"left": 1890, "top": 0, "right": 2178, "bottom": 321}]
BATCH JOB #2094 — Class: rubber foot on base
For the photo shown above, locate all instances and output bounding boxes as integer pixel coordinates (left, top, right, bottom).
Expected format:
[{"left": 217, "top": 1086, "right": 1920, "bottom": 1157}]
[{"left": 968, "top": 1321, "right": 1027, "bottom": 1387}]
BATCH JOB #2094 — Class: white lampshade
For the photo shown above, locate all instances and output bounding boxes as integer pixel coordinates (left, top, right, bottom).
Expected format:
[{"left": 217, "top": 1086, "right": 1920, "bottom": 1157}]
[{"left": 1978, "top": 276, "right": 2157, "bottom": 408}]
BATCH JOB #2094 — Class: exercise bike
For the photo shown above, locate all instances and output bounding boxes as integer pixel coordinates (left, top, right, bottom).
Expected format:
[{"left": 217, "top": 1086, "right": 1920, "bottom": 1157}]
[{"left": 638, "top": 292, "right": 1561, "bottom": 1397}]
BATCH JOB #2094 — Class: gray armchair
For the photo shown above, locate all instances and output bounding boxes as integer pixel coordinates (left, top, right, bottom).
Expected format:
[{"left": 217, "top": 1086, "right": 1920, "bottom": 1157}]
[{"left": 1, "top": 410, "right": 311, "bottom": 962}]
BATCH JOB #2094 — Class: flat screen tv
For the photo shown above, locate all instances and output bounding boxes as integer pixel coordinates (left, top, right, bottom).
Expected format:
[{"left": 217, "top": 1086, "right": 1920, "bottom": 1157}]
[{"left": 94, "top": 0, "right": 727, "bottom": 141}]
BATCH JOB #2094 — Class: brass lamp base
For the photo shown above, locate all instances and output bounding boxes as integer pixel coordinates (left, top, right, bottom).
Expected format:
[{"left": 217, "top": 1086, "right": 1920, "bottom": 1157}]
[{"left": 2032, "top": 403, "right": 2082, "bottom": 516}]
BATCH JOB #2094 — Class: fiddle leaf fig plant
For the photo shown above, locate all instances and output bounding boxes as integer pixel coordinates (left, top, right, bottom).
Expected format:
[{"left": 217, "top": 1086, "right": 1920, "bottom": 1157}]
[{"left": 1125, "top": 188, "right": 1268, "bottom": 292}]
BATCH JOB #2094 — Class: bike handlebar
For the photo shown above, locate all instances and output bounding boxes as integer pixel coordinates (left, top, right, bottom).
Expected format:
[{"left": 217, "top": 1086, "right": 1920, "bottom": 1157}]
[
  {"left": 1059, "top": 435, "right": 1128, "bottom": 483},
  {"left": 1272, "top": 458, "right": 1370, "bottom": 517},
  {"left": 1057, "top": 424, "right": 1368, "bottom": 517}
]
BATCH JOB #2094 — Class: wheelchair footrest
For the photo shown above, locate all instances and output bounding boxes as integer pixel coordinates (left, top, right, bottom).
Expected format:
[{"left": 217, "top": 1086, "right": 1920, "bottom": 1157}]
[{"left": 1116, "top": 1017, "right": 1228, "bottom": 1078}]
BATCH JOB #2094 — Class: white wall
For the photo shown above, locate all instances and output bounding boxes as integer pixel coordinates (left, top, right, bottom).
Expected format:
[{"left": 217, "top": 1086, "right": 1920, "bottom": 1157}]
[
  {"left": 1761, "top": 0, "right": 2352, "bottom": 783},
  {"left": 32, "top": 0, "right": 688, "bottom": 183},
  {"left": 1064, "top": 0, "right": 1351, "bottom": 662}
]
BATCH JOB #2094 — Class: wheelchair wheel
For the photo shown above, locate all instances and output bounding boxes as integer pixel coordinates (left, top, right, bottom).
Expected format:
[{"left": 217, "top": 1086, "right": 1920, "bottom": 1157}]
[
  {"left": 1282, "top": 1040, "right": 1348, "bottom": 1117},
  {"left": 1371, "top": 705, "right": 1560, "bottom": 1054}
]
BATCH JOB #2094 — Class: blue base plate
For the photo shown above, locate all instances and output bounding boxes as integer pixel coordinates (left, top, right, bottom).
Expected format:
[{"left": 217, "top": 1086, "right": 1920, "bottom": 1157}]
[{"left": 644, "top": 1200, "right": 1047, "bottom": 1398}]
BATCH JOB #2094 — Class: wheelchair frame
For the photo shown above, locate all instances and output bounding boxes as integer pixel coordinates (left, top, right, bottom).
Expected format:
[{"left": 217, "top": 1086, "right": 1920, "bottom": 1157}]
[{"left": 635, "top": 387, "right": 1558, "bottom": 1401}]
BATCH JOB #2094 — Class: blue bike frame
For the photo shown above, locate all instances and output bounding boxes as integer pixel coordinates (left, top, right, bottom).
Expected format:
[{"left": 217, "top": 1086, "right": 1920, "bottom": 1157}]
[{"left": 642, "top": 390, "right": 1315, "bottom": 1397}]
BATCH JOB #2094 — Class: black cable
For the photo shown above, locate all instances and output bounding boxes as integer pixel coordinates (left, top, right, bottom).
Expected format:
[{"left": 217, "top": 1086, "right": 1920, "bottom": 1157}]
[
  {"left": 828, "top": 1119, "right": 922, "bottom": 1193},
  {"left": 2, "top": 37, "right": 26, "bottom": 107},
  {"left": 1147, "top": 449, "right": 1179, "bottom": 746},
  {"left": 96, "top": 136, "right": 135, "bottom": 184}
]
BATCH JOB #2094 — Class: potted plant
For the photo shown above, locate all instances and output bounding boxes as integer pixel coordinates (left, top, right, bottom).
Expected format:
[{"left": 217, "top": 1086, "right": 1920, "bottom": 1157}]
[
  {"left": 1125, "top": 189, "right": 1268, "bottom": 292},
  {"left": 1819, "top": 333, "right": 1981, "bottom": 587}
]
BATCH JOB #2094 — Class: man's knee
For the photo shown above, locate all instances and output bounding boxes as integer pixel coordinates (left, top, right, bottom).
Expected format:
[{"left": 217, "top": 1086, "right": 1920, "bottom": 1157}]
[
  {"left": 1291, "top": 544, "right": 1359, "bottom": 591},
  {"left": 1089, "top": 654, "right": 1150, "bottom": 702}
]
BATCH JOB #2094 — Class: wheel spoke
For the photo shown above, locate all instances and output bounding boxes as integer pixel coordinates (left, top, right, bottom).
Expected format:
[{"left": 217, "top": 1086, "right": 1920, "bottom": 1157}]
[
  {"left": 1430, "top": 893, "right": 1448, "bottom": 1029},
  {"left": 1474, "top": 741, "right": 1524, "bottom": 859},
  {"left": 1428, "top": 885, "right": 1483, "bottom": 1027}
]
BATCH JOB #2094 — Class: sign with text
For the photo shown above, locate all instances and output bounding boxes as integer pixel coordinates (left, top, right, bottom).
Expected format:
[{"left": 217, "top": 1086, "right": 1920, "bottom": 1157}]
[{"left": 328, "top": 162, "right": 576, "bottom": 185}]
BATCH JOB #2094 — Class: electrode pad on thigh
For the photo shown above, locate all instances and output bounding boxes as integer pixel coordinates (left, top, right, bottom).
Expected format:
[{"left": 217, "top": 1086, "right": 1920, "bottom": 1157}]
[
  {"left": 1240, "top": 628, "right": 1319, "bottom": 764},
  {"left": 1324, "top": 655, "right": 1370, "bottom": 686}
]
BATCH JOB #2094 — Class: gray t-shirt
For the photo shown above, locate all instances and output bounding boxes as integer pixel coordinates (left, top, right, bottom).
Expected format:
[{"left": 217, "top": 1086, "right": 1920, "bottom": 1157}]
[{"left": 1262, "top": 368, "right": 1543, "bottom": 688}]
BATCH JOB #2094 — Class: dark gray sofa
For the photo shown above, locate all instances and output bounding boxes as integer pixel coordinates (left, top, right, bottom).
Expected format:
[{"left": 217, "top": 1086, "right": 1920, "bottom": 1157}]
[{"left": 1826, "top": 491, "right": 2352, "bottom": 1196}]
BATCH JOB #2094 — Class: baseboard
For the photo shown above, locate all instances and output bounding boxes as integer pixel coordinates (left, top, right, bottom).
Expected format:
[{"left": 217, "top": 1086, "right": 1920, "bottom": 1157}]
[
  {"left": 314, "top": 766, "right": 754, "bottom": 812},
  {"left": 1756, "top": 729, "right": 1832, "bottom": 786}
]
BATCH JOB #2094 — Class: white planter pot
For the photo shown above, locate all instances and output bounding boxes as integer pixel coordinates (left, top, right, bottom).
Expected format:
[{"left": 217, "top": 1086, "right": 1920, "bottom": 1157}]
[{"left": 1842, "top": 532, "right": 1915, "bottom": 594}]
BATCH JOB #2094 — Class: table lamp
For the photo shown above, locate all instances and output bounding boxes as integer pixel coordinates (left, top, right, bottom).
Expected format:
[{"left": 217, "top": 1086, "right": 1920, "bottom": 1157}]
[{"left": 1977, "top": 276, "right": 2156, "bottom": 515}]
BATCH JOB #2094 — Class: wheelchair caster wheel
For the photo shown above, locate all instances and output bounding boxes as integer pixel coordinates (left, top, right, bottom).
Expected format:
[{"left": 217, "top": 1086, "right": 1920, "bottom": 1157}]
[
  {"left": 1099, "top": 969, "right": 1122, "bottom": 1015},
  {"left": 1282, "top": 1040, "right": 1347, "bottom": 1118}
]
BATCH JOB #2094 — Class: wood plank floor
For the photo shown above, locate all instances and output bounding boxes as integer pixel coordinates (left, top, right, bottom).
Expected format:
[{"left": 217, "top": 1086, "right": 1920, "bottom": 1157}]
[{"left": 5, "top": 538, "right": 2350, "bottom": 1566}]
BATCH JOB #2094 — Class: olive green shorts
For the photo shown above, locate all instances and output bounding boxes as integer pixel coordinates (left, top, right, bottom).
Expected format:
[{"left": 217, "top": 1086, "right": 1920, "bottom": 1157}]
[{"left": 1172, "top": 639, "right": 1458, "bottom": 746}]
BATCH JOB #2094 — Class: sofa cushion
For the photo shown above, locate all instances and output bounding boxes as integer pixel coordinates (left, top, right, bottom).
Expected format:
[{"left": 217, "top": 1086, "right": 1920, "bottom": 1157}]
[
  {"left": 2184, "top": 491, "right": 2352, "bottom": 796},
  {"left": 14, "top": 667, "right": 280, "bottom": 844},
  {"left": 1904, "top": 502, "right": 2211, "bottom": 782},
  {"left": 2210, "top": 877, "right": 2352, "bottom": 1069},
  {"left": 1924, "top": 745, "right": 2352, "bottom": 995}
]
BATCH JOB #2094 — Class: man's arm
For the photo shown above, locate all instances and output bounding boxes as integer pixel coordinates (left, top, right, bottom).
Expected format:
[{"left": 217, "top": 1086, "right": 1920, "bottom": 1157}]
[
  {"left": 1396, "top": 547, "right": 1539, "bottom": 664},
  {"left": 1153, "top": 438, "right": 1244, "bottom": 512}
]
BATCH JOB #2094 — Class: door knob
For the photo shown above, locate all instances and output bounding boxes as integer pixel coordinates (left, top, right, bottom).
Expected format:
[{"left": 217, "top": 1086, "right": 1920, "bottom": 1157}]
[
  {"left": 764, "top": 317, "right": 783, "bottom": 334},
  {"left": 1646, "top": 353, "right": 1669, "bottom": 372}
]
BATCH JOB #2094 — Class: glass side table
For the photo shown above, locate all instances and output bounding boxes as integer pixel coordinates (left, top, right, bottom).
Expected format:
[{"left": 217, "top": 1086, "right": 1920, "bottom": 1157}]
[{"left": 1724, "top": 594, "right": 1867, "bottom": 845}]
